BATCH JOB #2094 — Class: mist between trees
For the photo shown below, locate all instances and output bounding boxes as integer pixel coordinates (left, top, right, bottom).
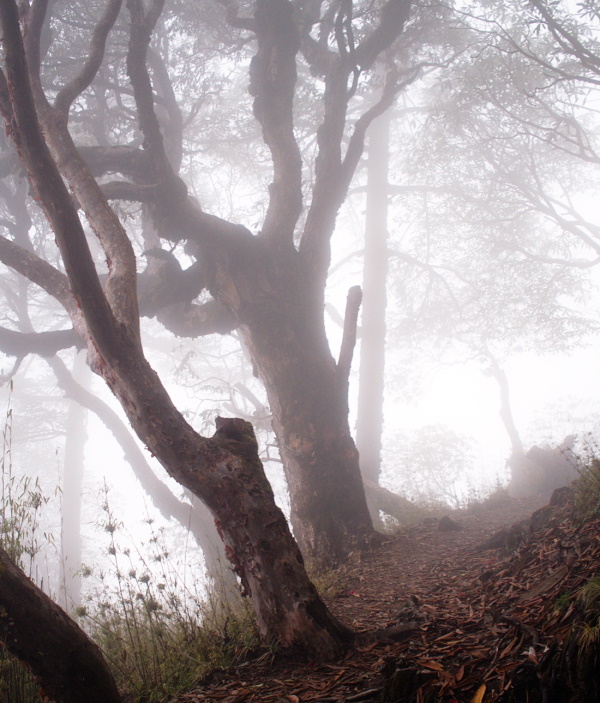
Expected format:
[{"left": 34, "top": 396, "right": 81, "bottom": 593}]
[{"left": 0, "top": 0, "right": 599, "bottom": 697}]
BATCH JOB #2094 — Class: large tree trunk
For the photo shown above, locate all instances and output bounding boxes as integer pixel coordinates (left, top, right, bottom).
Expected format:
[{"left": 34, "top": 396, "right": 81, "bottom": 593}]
[
  {"left": 202, "top": 238, "right": 374, "bottom": 564},
  {"left": 356, "top": 108, "right": 391, "bottom": 528},
  {"left": 0, "top": 546, "right": 122, "bottom": 703},
  {"left": 94, "top": 342, "right": 355, "bottom": 656}
]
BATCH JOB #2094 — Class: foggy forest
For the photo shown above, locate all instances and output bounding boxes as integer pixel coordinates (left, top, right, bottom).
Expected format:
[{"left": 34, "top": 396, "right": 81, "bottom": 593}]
[{"left": 0, "top": 0, "right": 599, "bottom": 701}]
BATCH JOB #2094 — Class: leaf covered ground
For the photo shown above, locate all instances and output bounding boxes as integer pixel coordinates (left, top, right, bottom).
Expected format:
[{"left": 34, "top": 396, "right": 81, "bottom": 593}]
[{"left": 173, "top": 491, "right": 599, "bottom": 703}]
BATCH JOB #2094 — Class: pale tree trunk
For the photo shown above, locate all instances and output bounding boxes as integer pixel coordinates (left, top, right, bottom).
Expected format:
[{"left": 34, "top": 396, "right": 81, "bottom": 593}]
[
  {"left": 356, "top": 109, "right": 391, "bottom": 528},
  {"left": 57, "top": 351, "right": 87, "bottom": 612},
  {"left": 484, "top": 350, "right": 524, "bottom": 456}
]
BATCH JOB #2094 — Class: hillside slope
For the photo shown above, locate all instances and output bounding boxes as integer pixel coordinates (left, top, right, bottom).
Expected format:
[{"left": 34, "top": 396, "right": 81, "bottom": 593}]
[{"left": 174, "top": 489, "right": 599, "bottom": 703}]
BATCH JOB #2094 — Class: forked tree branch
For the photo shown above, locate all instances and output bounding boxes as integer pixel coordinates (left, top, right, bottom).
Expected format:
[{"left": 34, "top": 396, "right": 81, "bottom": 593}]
[
  {"left": 336, "top": 284, "right": 362, "bottom": 399},
  {"left": 0, "top": 326, "right": 84, "bottom": 357},
  {"left": 0, "top": 0, "right": 128, "bottom": 358},
  {"left": 54, "top": 0, "right": 123, "bottom": 118},
  {"left": 16, "top": 2, "right": 142, "bottom": 336},
  {"left": 300, "top": 1, "right": 411, "bottom": 283},
  {"left": 250, "top": 0, "right": 303, "bottom": 246},
  {"left": 126, "top": 0, "right": 181, "bottom": 190}
]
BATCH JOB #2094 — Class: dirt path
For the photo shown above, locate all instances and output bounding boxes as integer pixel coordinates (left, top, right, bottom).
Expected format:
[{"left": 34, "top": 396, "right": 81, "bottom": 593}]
[
  {"left": 331, "top": 497, "right": 544, "bottom": 633},
  {"left": 174, "top": 496, "right": 548, "bottom": 703}
]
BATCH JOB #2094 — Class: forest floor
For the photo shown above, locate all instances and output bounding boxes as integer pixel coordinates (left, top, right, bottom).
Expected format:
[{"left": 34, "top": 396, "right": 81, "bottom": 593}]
[{"left": 173, "top": 491, "right": 600, "bottom": 703}]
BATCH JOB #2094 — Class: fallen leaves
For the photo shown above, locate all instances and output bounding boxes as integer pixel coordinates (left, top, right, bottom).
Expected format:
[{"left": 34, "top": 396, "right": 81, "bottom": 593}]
[{"left": 173, "top": 497, "right": 600, "bottom": 703}]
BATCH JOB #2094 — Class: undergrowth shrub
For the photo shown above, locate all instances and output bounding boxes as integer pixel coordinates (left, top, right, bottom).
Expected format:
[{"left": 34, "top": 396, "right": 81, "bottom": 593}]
[
  {"left": 0, "top": 385, "right": 260, "bottom": 703},
  {"left": 0, "top": 387, "right": 50, "bottom": 703},
  {"left": 572, "top": 436, "right": 600, "bottom": 521},
  {"left": 77, "top": 488, "right": 260, "bottom": 703}
]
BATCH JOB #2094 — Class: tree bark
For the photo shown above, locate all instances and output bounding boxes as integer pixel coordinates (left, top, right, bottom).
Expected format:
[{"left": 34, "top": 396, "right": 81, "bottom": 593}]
[
  {"left": 356, "top": 108, "right": 391, "bottom": 527},
  {"left": 0, "top": 546, "right": 122, "bottom": 703},
  {"left": 203, "top": 238, "right": 374, "bottom": 564}
]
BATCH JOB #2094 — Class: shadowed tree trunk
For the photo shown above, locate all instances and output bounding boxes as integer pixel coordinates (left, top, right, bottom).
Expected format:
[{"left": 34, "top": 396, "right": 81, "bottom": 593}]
[{"left": 0, "top": 545, "right": 122, "bottom": 703}]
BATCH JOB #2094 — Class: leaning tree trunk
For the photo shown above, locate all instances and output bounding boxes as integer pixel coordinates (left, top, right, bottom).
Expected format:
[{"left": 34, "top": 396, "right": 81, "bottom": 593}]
[
  {"left": 0, "top": 0, "right": 353, "bottom": 659},
  {"left": 356, "top": 107, "right": 391, "bottom": 528},
  {"left": 484, "top": 350, "right": 524, "bottom": 457},
  {"left": 0, "top": 546, "right": 122, "bottom": 703},
  {"left": 97, "top": 347, "right": 355, "bottom": 658}
]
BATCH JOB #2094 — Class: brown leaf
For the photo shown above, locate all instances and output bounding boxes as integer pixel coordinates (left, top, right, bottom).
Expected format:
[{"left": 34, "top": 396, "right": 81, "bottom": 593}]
[
  {"left": 418, "top": 659, "right": 445, "bottom": 672},
  {"left": 471, "top": 684, "right": 486, "bottom": 703}
]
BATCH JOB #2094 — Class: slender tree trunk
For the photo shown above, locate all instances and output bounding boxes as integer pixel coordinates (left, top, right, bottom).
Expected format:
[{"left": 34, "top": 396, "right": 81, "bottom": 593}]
[
  {"left": 58, "top": 351, "right": 86, "bottom": 612},
  {"left": 485, "top": 351, "right": 524, "bottom": 456},
  {"left": 356, "top": 109, "right": 391, "bottom": 527},
  {"left": 0, "top": 546, "right": 122, "bottom": 703}
]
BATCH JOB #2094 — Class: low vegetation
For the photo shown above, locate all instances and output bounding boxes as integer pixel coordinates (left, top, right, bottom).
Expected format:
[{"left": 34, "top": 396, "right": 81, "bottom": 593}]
[
  {"left": 573, "top": 447, "right": 600, "bottom": 521},
  {"left": 2, "top": 396, "right": 600, "bottom": 702},
  {"left": 76, "top": 492, "right": 261, "bottom": 703}
]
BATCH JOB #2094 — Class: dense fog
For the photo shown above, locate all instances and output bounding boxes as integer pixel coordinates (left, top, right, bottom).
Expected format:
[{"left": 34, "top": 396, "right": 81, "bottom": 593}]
[{"left": 0, "top": 0, "right": 598, "bottom": 695}]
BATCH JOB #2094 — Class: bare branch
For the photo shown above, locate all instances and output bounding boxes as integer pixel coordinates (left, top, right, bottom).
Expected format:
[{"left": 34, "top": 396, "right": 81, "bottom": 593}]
[
  {"left": 354, "top": 0, "right": 411, "bottom": 70},
  {"left": 126, "top": 0, "right": 175, "bottom": 182},
  {"left": 0, "top": 0, "right": 130, "bottom": 358},
  {"left": 250, "top": 0, "right": 302, "bottom": 246},
  {"left": 147, "top": 46, "right": 184, "bottom": 169},
  {"left": 0, "top": 326, "right": 83, "bottom": 357},
  {"left": 54, "top": 0, "right": 123, "bottom": 118},
  {"left": 0, "top": 235, "right": 76, "bottom": 315},
  {"left": 337, "top": 284, "right": 362, "bottom": 387}
]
